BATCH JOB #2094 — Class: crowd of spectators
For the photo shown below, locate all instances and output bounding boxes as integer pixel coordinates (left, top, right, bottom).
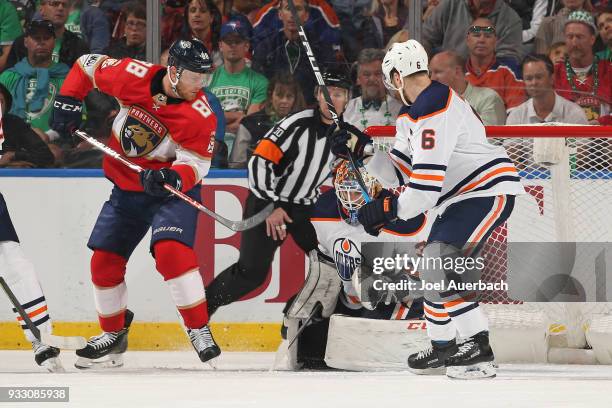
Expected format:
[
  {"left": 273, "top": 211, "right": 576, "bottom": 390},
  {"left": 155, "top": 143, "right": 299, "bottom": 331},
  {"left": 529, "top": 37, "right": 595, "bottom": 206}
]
[{"left": 0, "top": 0, "right": 609, "bottom": 169}]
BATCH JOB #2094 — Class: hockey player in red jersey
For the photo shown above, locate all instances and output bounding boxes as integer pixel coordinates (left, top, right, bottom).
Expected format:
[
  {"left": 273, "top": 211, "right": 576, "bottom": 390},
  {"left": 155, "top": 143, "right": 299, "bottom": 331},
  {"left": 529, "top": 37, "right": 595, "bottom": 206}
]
[{"left": 50, "top": 39, "right": 221, "bottom": 368}]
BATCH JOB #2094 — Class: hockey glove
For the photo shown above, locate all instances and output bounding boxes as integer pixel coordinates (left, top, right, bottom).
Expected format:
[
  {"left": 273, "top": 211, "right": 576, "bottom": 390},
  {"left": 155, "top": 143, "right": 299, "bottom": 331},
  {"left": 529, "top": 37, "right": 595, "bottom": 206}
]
[
  {"left": 49, "top": 95, "right": 83, "bottom": 136},
  {"left": 140, "top": 168, "right": 182, "bottom": 197},
  {"left": 330, "top": 120, "right": 372, "bottom": 160},
  {"left": 357, "top": 189, "right": 398, "bottom": 236}
]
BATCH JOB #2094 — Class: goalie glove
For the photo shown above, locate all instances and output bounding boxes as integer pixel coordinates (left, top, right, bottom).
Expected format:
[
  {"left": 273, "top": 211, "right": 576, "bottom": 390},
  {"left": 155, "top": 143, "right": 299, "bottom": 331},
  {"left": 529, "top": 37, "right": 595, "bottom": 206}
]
[
  {"left": 357, "top": 189, "right": 398, "bottom": 236},
  {"left": 330, "top": 119, "right": 372, "bottom": 160}
]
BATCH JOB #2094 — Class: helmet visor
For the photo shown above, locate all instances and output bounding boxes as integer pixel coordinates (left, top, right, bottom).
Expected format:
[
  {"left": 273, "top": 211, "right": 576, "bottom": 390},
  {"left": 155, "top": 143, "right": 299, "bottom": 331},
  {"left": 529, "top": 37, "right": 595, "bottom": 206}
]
[{"left": 180, "top": 69, "right": 210, "bottom": 87}]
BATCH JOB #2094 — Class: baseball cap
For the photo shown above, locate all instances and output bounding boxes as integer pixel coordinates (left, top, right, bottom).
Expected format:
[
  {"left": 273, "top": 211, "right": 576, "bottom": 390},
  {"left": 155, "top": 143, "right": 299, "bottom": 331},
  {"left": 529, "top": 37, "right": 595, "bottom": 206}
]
[
  {"left": 25, "top": 19, "right": 56, "bottom": 38},
  {"left": 220, "top": 19, "right": 251, "bottom": 41},
  {"left": 565, "top": 10, "right": 598, "bottom": 34}
]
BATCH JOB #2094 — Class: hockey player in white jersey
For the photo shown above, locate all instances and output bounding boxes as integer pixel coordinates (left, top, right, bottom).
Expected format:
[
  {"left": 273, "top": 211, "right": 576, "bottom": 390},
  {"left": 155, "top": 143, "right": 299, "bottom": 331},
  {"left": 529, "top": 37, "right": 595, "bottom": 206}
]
[
  {"left": 0, "top": 100, "right": 63, "bottom": 372},
  {"left": 281, "top": 160, "right": 427, "bottom": 369},
  {"left": 336, "top": 40, "right": 525, "bottom": 379}
]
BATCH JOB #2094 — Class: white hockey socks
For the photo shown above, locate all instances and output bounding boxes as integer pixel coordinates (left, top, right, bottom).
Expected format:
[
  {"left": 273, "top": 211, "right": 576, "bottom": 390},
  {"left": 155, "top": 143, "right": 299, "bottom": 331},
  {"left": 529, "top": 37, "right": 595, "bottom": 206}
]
[{"left": 0, "top": 241, "right": 52, "bottom": 342}]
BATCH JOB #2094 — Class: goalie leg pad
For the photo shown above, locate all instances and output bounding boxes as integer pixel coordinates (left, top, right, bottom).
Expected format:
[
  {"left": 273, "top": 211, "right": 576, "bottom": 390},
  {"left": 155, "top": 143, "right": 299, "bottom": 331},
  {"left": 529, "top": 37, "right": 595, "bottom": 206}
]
[
  {"left": 324, "top": 314, "right": 430, "bottom": 371},
  {"left": 286, "top": 250, "right": 342, "bottom": 319}
]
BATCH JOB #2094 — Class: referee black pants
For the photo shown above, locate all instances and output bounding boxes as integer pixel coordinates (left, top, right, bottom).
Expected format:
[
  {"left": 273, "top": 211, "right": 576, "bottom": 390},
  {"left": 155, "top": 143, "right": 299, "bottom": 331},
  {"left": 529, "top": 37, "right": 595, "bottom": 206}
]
[{"left": 206, "top": 192, "right": 318, "bottom": 316}]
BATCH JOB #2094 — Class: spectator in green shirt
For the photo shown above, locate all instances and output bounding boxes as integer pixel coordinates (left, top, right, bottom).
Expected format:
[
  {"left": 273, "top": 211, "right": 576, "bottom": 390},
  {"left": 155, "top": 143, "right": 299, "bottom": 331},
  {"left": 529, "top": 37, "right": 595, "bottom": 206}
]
[
  {"left": 6, "top": 0, "right": 90, "bottom": 69},
  {"left": 0, "top": 19, "right": 70, "bottom": 142},
  {"left": 0, "top": 0, "right": 23, "bottom": 72},
  {"left": 208, "top": 19, "right": 269, "bottom": 152}
]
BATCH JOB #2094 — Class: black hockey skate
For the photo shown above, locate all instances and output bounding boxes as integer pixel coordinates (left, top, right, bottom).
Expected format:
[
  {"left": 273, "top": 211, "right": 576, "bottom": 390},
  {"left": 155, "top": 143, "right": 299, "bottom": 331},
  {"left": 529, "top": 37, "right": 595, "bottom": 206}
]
[
  {"left": 407, "top": 339, "right": 458, "bottom": 375},
  {"left": 75, "top": 309, "right": 134, "bottom": 370},
  {"left": 445, "top": 331, "right": 496, "bottom": 379},
  {"left": 188, "top": 324, "right": 221, "bottom": 364},
  {"left": 32, "top": 339, "right": 64, "bottom": 372}
]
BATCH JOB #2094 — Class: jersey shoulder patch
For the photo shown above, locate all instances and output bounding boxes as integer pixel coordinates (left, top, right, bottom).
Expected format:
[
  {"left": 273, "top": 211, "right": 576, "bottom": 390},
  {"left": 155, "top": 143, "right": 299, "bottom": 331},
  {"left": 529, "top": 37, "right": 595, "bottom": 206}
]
[
  {"left": 382, "top": 213, "right": 427, "bottom": 236},
  {"left": 402, "top": 81, "right": 451, "bottom": 122},
  {"left": 311, "top": 188, "right": 341, "bottom": 220}
]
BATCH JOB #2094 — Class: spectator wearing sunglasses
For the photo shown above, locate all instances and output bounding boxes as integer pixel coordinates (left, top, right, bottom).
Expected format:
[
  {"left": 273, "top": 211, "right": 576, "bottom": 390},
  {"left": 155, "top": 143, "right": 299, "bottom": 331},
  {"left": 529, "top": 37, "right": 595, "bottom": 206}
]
[
  {"left": 6, "top": 0, "right": 89, "bottom": 70},
  {"left": 422, "top": 0, "right": 524, "bottom": 64},
  {"left": 465, "top": 18, "right": 527, "bottom": 111}
]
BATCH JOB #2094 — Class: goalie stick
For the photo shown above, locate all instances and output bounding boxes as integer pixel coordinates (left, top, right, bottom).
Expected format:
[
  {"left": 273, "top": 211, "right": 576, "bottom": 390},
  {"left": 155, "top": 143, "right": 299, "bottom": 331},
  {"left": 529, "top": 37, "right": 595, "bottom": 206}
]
[
  {"left": 0, "top": 276, "right": 87, "bottom": 350},
  {"left": 74, "top": 130, "right": 273, "bottom": 232},
  {"left": 271, "top": 302, "right": 323, "bottom": 370},
  {"left": 286, "top": 0, "right": 371, "bottom": 202},
  {"left": 288, "top": 302, "right": 323, "bottom": 348}
]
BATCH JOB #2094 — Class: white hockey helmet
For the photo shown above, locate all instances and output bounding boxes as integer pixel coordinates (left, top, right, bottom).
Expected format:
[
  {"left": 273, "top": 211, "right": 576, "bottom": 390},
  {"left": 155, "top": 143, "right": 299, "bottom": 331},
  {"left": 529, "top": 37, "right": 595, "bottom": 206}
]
[{"left": 382, "top": 40, "right": 429, "bottom": 104}]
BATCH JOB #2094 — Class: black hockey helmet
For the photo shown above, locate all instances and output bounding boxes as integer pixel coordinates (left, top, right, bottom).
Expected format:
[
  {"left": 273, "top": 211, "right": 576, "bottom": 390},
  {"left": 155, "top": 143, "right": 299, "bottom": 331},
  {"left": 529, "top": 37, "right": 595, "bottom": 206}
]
[
  {"left": 321, "top": 67, "right": 352, "bottom": 91},
  {"left": 168, "top": 39, "right": 213, "bottom": 74}
]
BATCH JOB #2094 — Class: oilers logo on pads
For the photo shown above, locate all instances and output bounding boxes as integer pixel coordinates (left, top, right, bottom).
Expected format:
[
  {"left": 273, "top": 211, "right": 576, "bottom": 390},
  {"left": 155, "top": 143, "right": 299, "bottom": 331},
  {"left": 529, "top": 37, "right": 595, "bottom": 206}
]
[
  {"left": 333, "top": 238, "right": 361, "bottom": 281},
  {"left": 121, "top": 105, "right": 168, "bottom": 157}
]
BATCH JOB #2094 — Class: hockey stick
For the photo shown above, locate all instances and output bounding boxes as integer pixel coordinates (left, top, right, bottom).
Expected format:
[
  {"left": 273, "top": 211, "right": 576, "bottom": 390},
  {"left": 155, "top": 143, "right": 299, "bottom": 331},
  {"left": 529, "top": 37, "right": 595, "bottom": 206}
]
[
  {"left": 287, "top": 302, "right": 323, "bottom": 348},
  {"left": 74, "top": 130, "right": 273, "bottom": 232},
  {"left": 286, "top": 0, "right": 371, "bottom": 202},
  {"left": 271, "top": 302, "right": 323, "bottom": 370},
  {"left": 0, "top": 276, "right": 87, "bottom": 350}
]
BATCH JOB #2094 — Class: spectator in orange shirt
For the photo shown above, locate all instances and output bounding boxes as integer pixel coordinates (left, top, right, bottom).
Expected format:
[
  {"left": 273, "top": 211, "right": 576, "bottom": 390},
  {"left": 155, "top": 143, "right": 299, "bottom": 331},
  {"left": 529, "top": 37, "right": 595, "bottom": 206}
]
[{"left": 465, "top": 18, "right": 527, "bottom": 111}]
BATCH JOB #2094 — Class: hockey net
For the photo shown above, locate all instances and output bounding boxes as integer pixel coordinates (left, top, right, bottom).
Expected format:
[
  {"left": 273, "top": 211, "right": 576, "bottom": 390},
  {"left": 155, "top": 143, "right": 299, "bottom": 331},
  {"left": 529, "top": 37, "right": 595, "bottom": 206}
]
[{"left": 364, "top": 124, "right": 612, "bottom": 357}]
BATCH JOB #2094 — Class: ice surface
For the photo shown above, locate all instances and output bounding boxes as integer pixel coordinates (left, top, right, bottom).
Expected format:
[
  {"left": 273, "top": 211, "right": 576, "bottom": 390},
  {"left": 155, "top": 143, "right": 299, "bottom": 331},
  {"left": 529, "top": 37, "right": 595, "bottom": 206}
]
[{"left": 1, "top": 351, "right": 611, "bottom": 408}]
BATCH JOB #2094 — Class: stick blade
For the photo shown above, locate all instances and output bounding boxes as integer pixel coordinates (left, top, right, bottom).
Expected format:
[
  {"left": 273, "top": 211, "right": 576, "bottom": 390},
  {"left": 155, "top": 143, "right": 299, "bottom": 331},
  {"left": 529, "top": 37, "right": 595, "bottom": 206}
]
[
  {"left": 230, "top": 203, "right": 274, "bottom": 231},
  {"left": 41, "top": 332, "right": 87, "bottom": 350}
]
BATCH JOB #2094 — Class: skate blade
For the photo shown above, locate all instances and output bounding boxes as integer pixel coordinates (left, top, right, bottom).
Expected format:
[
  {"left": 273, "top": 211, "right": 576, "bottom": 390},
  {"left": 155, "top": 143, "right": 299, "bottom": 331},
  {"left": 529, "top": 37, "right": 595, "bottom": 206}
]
[
  {"left": 75, "top": 354, "right": 124, "bottom": 370},
  {"left": 41, "top": 357, "right": 65, "bottom": 373},
  {"left": 205, "top": 357, "right": 218, "bottom": 370},
  {"left": 446, "top": 361, "right": 496, "bottom": 380},
  {"left": 407, "top": 366, "right": 446, "bottom": 376}
]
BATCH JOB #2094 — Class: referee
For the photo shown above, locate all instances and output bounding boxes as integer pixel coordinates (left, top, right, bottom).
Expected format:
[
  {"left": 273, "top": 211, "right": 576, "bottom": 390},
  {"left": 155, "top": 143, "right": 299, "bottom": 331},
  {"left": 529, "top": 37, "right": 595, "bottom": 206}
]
[{"left": 206, "top": 68, "right": 352, "bottom": 315}]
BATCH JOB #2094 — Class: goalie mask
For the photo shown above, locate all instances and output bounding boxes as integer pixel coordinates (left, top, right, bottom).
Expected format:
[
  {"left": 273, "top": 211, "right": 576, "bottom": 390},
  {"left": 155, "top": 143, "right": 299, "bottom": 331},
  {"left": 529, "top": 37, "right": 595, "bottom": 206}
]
[
  {"left": 333, "top": 160, "right": 381, "bottom": 225},
  {"left": 382, "top": 40, "right": 428, "bottom": 105}
]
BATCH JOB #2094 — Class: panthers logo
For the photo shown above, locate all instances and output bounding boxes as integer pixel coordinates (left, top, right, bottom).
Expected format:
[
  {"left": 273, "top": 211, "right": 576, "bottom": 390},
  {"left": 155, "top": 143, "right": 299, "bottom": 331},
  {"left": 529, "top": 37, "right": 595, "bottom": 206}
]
[
  {"left": 122, "top": 124, "right": 160, "bottom": 156},
  {"left": 120, "top": 106, "right": 167, "bottom": 157},
  {"left": 333, "top": 238, "right": 361, "bottom": 281}
]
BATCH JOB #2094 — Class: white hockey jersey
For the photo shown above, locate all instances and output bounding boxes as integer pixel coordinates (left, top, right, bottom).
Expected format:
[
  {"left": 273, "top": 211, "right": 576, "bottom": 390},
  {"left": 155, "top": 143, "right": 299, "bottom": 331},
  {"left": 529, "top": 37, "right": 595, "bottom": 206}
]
[
  {"left": 367, "top": 81, "right": 525, "bottom": 220},
  {"left": 312, "top": 189, "right": 428, "bottom": 309}
]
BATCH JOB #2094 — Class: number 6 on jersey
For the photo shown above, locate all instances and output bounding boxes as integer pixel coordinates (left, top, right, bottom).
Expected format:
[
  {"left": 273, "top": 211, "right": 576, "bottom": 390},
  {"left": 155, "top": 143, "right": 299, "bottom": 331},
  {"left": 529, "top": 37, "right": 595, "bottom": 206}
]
[{"left": 421, "top": 129, "right": 435, "bottom": 150}]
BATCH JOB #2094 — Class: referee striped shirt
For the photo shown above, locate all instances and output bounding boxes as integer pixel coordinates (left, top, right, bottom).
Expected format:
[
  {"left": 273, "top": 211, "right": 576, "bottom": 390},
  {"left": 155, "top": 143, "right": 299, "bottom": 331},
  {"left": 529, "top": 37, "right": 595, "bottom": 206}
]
[{"left": 248, "top": 109, "right": 336, "bottom": 206}]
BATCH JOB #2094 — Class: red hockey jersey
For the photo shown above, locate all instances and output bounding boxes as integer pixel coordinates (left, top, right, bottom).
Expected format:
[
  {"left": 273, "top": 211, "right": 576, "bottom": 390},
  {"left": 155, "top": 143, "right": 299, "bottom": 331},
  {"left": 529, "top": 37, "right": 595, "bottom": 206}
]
[
  {"left": 60, "top": 54, "right": 217, "bottom": 192},
  {"left": 553, "top": 59, "right": 612, "bottom": 124}
]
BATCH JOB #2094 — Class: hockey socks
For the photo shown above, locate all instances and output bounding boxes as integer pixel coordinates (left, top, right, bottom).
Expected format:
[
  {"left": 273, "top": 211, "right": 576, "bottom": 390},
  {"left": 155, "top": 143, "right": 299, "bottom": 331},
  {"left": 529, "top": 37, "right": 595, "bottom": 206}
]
[
  {"left": 91, "top": 250, "right": 128, "bottom": 332},
  {"left": 154, "top": 240, "right": 209, "bottom": 329},
  {"left": 0, "top": 241, "right": 52, "bottom": 342}
]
